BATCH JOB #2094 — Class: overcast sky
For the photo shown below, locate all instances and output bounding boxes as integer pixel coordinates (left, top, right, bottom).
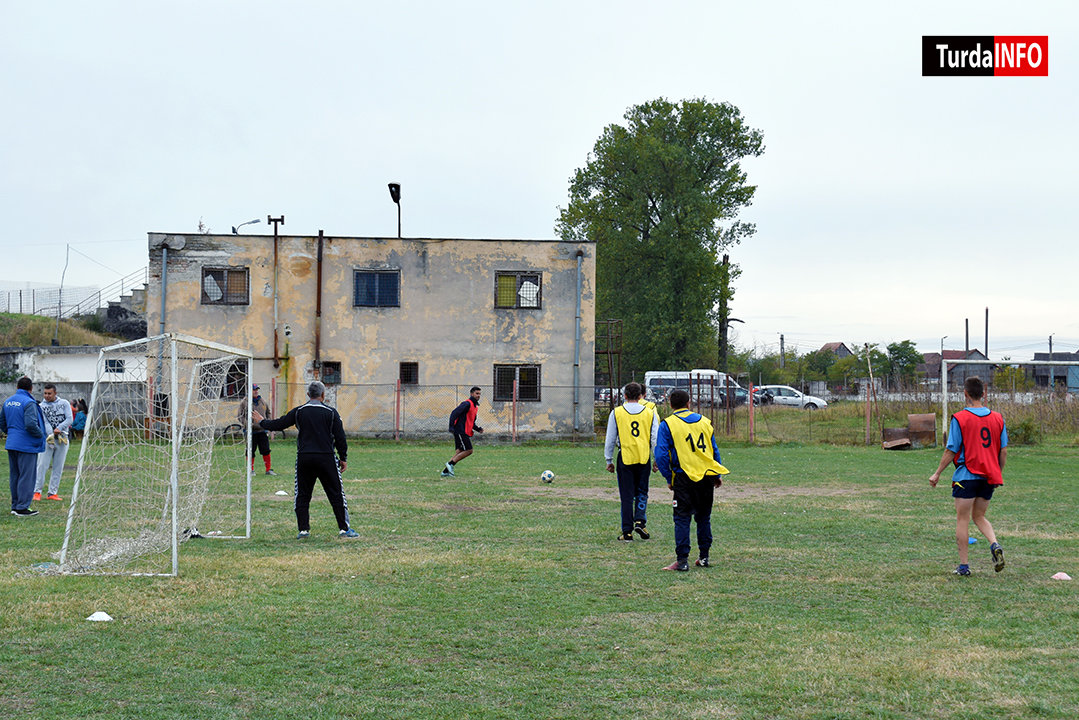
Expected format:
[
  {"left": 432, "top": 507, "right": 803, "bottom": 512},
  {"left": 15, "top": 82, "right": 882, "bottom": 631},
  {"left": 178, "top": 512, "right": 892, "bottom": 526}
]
[{"left": 2, "top": 2, "right": 1075, "bottom": 359}]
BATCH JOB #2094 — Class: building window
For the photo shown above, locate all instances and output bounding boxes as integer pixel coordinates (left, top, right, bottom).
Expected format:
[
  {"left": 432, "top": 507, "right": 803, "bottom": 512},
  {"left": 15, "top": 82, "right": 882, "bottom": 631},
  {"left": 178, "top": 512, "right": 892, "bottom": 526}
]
[
  {"left": 400, "top": 362, "right": 419, "bottom": 385},
  {"left": 202, "top": 268, "right": 250, "bottom": 305},
  {"left": 495, "top": 272, "right": 541, "bottom": 309},
  {"left": 493, "top": 365, "right": 540, "bottom": 402},
  {"left": 354, "top": 270, "right": 400, "bottom": 307},
  {"left": 321, "top": 361, "right": 342, "bottom": 385},
  {"left": 104, "top": 358, "right": 125, "bottom": 374},
  {"left": 221, "top": 360, "right": 247, "bottom": 400}
]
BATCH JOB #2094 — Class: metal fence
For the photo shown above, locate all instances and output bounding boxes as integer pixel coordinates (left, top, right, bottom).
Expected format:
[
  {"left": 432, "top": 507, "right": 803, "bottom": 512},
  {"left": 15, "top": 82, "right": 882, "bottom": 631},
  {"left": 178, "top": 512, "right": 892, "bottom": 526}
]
[{"left": 269, "top": 383, "right": 599, "bottom": 440}]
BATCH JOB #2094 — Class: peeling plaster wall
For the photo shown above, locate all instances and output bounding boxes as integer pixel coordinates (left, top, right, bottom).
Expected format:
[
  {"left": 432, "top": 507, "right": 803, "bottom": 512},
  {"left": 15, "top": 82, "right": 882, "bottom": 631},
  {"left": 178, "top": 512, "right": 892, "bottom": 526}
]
[{"left": 145, "top": 234, "right": 596, "bottom": 434}]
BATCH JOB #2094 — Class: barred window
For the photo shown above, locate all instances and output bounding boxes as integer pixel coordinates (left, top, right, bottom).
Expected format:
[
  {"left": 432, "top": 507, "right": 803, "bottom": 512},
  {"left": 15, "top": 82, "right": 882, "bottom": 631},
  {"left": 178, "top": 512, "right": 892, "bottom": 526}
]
[
  {"left": 495, "top": 272, "right": 541, "bottom": 309},
  {"left": 354, "top": 270, "right": 400, "bottom": 307},
  {"left": 202, "top": 268, "right": 249, "bottom": 305},
  {"left": 104, "top": 358, "right": 125, "bottom": 374},
  {"left": 321, "top": 361, "right": 342, "bottom": 385},
  {"left": 493, "top": 364, "right": 540, "bottom": 402},
  {"left": 400, "top": 362, "right": 419, "bottom": 385},
  {"left": 221, "top": 360, "right": 247, "bottom": 400}
]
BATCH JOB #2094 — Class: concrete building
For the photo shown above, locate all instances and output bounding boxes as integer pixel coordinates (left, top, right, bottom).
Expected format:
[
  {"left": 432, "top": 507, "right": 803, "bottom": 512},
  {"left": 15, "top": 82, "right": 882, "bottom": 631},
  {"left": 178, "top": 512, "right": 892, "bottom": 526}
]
[{"left": 144, "top": 232, "right": 596, "bottom": 436}]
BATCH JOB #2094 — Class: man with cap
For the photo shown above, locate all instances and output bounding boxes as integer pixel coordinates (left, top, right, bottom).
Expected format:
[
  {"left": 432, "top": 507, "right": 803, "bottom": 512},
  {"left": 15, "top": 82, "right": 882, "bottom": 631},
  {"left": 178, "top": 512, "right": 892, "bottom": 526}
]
[{"left": 237, "top": 383, "right": 277, "bottom": 475}]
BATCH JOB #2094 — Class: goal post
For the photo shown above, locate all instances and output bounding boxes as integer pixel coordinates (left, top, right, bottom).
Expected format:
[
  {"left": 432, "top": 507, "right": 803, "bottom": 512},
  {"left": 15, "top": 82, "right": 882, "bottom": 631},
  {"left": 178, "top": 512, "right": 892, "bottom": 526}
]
[{"left": 59, "top": 333, "right": 254, "bottom": 576}]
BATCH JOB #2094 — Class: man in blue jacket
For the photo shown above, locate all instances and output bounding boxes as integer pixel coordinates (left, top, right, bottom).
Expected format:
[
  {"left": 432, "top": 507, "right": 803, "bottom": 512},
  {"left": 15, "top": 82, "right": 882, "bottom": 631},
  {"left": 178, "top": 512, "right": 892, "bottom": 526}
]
[{"left": 2, "top": 377, "right": 47, "bottom": 516}]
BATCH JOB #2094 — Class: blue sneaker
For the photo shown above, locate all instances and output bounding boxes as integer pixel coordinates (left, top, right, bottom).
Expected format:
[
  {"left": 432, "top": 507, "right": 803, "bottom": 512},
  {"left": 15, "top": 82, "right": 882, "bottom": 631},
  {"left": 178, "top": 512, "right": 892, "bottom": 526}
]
[
  {"left": 443, "top": 463, "right": 455, "bottom": 477},
  {"left": 340, "top": 528, "right": 359, "bottom": 538},
  {"left": 297, "top": 530, "right": 309, "bottom": 539},
  {"left": 953, "top": 564, "right": 971, "bottom": 576}
]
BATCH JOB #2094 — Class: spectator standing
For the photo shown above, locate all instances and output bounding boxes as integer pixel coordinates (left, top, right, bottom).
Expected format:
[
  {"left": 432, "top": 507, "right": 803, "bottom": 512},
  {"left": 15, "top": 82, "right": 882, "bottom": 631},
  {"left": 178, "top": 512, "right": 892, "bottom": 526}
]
[
  {"left": 237, "top": 383, "right": 277, "bottom": 475},
  {"left": 35, "top": 383, "right": 72, "bottom": 501},
  {"left": 2, "top": 377, "right": 47, "bottom": 517}
]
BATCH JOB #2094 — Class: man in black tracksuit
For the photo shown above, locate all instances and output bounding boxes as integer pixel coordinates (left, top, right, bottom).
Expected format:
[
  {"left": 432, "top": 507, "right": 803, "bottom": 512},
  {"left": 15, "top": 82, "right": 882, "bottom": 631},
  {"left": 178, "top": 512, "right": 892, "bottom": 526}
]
[{"left": 253, "top": 381, "right": 355, "bottom": 539}]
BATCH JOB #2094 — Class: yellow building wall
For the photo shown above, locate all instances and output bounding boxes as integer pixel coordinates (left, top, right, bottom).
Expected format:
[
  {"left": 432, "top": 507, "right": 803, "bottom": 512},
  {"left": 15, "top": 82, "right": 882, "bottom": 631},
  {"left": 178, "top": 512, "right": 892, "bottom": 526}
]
[{"left": 145, "top": 233, "right": 595, "bottom": 435}]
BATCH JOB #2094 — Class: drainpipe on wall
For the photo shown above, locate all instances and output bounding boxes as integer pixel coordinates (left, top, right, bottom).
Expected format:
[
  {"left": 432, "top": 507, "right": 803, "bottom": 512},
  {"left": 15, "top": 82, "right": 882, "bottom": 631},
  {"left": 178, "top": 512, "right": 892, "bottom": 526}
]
[
  {"left": 573, "top": 249, "right": 584, "bottom": 433},
  {"left": 314, "top": 230, "right": 324, "bottom": 378},
  {"left": 158, "top": 243, "right": 169, "bottom": 335},
  {"left": 269, "top": 216, "right": 284, "bottom": 368}
]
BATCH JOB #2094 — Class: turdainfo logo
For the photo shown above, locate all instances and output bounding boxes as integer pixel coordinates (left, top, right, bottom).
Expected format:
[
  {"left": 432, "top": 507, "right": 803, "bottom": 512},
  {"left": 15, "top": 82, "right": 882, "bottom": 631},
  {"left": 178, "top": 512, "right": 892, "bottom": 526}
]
[{"left": 922, "top": 36, "right": 1048, "bottom": 76}]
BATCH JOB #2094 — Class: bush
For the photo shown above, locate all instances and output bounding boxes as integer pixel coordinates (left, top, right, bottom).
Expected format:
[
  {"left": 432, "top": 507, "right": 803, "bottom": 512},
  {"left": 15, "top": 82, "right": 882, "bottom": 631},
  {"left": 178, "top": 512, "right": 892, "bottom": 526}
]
[{"left": 1008, "top": 417, "right": 1043, "bottom": 445}]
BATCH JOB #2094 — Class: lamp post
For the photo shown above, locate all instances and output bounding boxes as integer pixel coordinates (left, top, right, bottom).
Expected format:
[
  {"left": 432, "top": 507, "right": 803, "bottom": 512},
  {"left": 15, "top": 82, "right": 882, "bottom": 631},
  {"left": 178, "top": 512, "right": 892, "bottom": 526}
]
[
  {"left": 940, "top": 335, "right": 948, "bottom": 389},
  {"left": 232, "top": 219, "right": 261, "bottom": 234},
  {"left": 388, "top": 183, "right": 401, "bottom": 238}
]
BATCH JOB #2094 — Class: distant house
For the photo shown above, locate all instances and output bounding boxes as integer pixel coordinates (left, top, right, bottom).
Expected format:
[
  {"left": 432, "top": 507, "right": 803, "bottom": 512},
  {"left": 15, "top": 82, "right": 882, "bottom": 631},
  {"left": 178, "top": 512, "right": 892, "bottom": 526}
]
[
  {"left": 1031, "top": 350, "right": 1079, "bottom": 389},
  {"left": 918, "top": 350, "right": 992, "bottom": 386},
  {"left": 819, "top": 342, "right": 853, "bottom": 358}
]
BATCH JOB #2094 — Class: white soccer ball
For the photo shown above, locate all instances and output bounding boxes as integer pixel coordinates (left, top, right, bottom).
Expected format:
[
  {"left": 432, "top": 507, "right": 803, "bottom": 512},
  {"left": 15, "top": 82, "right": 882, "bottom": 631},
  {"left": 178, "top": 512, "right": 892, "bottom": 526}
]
[{"left": 541, "top": 469, "right": 555, "bottom": 484}]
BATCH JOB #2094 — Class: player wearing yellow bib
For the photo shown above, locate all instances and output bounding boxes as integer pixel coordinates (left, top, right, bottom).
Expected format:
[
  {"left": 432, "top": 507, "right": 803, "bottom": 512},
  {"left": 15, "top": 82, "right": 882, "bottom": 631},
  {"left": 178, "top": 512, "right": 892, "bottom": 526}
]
[
  {"left": 604, "top": 382, "right": 659, "bottom": 541},
  {"left": 655, "top": 389, "right": 730, "bottom": 571}
]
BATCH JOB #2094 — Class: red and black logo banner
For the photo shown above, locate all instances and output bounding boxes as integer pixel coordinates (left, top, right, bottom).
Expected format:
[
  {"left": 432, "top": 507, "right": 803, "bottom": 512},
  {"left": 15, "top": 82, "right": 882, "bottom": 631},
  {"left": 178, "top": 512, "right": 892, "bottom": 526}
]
[{"left": 922, "top": 36, "right": 1048, "bottom": 76}]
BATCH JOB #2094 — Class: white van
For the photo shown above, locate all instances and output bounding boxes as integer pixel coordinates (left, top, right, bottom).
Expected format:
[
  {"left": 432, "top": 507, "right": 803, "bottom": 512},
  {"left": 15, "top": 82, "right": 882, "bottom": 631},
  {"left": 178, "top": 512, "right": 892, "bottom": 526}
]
[{"left": 643, "top": 370, "right": 743, "bottom": 402}]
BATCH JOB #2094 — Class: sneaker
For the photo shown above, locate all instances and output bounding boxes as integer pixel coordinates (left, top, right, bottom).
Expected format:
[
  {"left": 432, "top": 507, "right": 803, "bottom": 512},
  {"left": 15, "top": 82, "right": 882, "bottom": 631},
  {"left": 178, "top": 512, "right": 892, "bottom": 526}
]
[
  {"left": 991, "top": 543, "right": 1005, "bottom": 573},
  {"left": 444, "top": 463, "right": 455, "bottom": 477},
  {"left": 953, "top": 564, "right": 971, "bottom": 576},
  {"left": 618, "top": 531, "right": 634, "bottom": 542},
  {"left": 695, "top": 557, "right": 710, "bottom": 568},
  {"left": 47, "top": 494, "right": 62, "bottom": 501},
  {"left": 633, "top": 523, "right": 650, "bottom": 540},
  {"left": 440, "top": 469, "right": 452, "bottom": 478},
  {"left": 340, "top": 528, "right": 359, "bottom": 538},
  {"left": 12, "top": 508, "right": 39, "bottom": 517},
  {"left": 297, "top": 530, "right": 310, "bottom": 539},
  {"left": 33, "top": 493, "right": 41, "bottom": 501},
  {"left": 265, "top": 469, "right": 278, "bottom": 476},
  {"left": 663, "top": 560, "right": 689, "bottom": 572}
]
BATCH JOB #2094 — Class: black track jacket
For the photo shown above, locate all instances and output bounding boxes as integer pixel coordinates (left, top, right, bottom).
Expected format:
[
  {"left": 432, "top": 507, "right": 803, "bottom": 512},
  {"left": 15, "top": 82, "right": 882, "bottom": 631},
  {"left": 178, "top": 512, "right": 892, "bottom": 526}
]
[{"left": 258, "top": 399, "right": 347, "bottom": 461}]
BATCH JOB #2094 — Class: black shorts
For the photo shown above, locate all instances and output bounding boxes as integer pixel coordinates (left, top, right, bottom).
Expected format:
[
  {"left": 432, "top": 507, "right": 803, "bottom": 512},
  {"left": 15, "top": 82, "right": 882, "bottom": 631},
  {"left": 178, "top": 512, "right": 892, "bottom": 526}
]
[
  {"left": 453, "top": 432, "right": 473, "bottom": 453},
  {"left": 952, "top": 477, "right": 997, "bottom": 500}
]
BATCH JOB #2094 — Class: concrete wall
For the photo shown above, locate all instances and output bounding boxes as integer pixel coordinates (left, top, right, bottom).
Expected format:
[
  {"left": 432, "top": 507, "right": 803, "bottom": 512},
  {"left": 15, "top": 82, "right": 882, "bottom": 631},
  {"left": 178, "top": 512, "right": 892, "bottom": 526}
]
[{"left": 144, "top": 233, "right": 596, "bottom": 434}]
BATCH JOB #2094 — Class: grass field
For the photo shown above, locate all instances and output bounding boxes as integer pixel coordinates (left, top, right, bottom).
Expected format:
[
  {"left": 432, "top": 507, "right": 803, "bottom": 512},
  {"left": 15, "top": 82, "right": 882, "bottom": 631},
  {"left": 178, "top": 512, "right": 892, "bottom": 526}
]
[{"left": 2, "top": 438, "right": 1078, "bottom": 719}]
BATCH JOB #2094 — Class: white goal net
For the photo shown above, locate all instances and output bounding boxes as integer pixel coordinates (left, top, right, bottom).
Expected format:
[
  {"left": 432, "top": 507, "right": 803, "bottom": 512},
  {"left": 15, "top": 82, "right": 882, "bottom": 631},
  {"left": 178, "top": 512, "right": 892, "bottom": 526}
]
[{"left": 59, "top": 333, "right": 253, "bottom": 576}]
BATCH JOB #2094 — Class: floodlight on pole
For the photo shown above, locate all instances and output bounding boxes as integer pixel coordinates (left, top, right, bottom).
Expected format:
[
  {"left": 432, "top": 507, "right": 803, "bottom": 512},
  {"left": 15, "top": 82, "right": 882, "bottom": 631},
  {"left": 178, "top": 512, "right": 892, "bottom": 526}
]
[
  {"left": 232, "top": 219, "right": 261, "bottom": 234},
  {"left": 388, "top": 183, "right": 401, "bottom": 238}
]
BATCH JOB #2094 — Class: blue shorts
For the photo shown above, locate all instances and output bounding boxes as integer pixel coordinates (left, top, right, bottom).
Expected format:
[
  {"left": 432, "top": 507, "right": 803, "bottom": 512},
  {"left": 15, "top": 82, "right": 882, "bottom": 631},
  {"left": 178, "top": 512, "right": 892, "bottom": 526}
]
[{"left": 951, "top": 477, "right": 997, "bottom": 500}]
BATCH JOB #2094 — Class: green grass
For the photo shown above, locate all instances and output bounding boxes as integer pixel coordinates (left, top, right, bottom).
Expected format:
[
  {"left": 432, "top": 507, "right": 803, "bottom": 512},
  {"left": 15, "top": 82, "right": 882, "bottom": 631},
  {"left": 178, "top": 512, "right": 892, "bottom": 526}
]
[
  {"left": 0, "top": 311, "right": 119, "bottom": 348},
  {"left": 2, "top": 439, "right": 1078, "bottom": 719}
]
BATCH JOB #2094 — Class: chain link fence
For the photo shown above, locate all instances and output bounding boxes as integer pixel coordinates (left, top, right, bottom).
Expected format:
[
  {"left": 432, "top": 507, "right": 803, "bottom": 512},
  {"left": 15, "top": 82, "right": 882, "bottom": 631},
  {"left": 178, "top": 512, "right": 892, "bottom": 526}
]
[{"left": 269, "top": 383, "right": 600, "bottom": 440}]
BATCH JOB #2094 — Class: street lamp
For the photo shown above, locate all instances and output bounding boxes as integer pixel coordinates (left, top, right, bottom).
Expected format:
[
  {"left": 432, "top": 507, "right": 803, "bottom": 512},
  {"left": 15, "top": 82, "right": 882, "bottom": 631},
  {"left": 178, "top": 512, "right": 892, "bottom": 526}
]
[
  {"left": 232, "top": 219, "right": 261, "bottom": 234},
  {"left": 387, "top": 183, "right": 401, "bottom": 238}
]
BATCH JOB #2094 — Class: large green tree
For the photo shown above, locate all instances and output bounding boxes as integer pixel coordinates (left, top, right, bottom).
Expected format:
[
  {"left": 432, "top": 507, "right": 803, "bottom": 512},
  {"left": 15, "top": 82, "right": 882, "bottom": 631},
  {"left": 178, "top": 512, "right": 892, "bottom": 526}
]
[{"left": 557, "top": 98, "right": 764, "bottom": 373}]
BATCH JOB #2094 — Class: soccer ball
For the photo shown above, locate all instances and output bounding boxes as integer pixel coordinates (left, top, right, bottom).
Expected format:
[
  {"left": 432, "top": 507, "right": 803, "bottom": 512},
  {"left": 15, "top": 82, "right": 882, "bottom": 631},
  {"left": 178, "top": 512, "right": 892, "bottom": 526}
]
[{"left": 541, "top": 470, "right": 554, "bottom": 484}]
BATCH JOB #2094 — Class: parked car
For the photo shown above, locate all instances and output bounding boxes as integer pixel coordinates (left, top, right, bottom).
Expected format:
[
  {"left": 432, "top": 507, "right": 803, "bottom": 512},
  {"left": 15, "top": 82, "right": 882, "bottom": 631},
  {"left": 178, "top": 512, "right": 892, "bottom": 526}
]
[
  {"left": 752, "top": 387, "right": 775, "bottom": 406},
  {"left": 755, "top": 385, "right": 828, "bottom": 410}
]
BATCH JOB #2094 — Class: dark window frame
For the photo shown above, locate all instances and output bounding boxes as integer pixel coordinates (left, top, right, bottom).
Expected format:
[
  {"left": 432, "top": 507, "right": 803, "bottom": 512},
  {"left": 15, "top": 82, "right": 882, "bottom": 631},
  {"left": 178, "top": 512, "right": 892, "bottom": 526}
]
[
  {"left": 201, "top": 267, "right": 250, "bottom": 306},
  {"left": 353, "top": 269, "right": 401, "bottom": 308},
  {"left": 494, "top": 271, "right": 542, "bottom": 309},
  {"left": 399, "top": 362, "right": 419, "bottom": 386},
  {"left": 104, "top": 358, "right": 125, "bottom": 374},
  {"left": 221, "top": 360, "right": 248, "bottom": 400},
  {"left": 493, "top": 364, "right": 541, "bottom": 402},
  {"left": 321, "top": 361, "right": 342, "bottom": 386}
]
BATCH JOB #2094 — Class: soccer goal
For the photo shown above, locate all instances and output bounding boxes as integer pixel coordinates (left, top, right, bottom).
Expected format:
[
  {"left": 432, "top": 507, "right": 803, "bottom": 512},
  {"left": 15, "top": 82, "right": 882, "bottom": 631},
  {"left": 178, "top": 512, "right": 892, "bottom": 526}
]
[{"left": 59, "top": 333, "right": 254, "bottom": 576}]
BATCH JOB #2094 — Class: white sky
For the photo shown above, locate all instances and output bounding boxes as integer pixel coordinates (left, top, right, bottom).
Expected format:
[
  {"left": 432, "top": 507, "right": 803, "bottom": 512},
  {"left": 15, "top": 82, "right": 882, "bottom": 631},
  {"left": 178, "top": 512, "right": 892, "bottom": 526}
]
[{"left": 2, "top": 1, "right": 1075, "bottom": 359}]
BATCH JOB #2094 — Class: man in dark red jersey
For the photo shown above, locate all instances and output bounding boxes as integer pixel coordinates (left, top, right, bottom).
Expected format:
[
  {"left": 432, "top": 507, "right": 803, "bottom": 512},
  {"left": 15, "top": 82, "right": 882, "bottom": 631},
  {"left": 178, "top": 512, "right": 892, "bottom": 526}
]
[
  {"left": 930, "top": 377, "right": 1008, "bottom": 576},
  {"left": 441, "top": 386, "right": 483, "bottom": 477}
]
